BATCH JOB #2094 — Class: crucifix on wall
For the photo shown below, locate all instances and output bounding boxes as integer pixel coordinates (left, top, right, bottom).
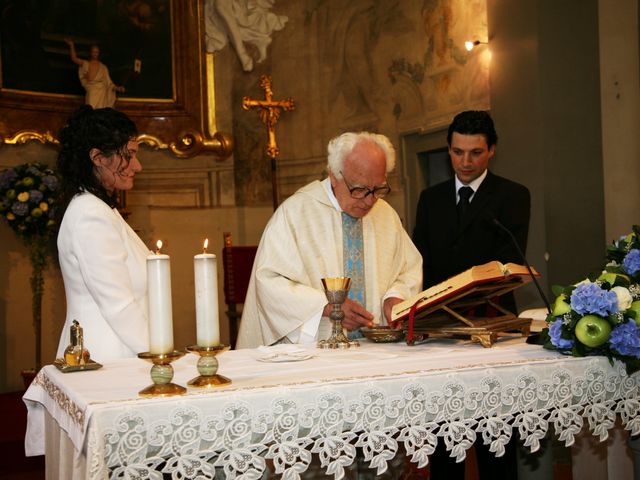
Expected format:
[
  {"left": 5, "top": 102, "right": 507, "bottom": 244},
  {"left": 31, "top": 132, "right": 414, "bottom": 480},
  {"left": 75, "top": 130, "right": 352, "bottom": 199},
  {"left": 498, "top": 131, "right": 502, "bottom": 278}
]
[{"left": 242, "top": 75, "right": 295, "bottom": 210}]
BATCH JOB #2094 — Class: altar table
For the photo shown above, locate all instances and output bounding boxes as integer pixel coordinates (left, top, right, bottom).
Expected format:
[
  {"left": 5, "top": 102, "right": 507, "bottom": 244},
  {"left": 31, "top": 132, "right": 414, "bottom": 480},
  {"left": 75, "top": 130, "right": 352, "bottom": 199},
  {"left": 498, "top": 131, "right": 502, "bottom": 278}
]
[{"left": 23, "top": 338, "right": 640, "bottom": 479}]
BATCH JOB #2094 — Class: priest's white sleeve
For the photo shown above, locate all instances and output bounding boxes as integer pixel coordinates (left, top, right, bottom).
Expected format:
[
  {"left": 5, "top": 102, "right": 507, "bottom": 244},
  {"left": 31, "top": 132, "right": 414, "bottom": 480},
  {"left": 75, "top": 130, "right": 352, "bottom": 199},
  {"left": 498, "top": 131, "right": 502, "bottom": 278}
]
[
  {"left": 288, "top": 309, "right": 324, "bottom": 344},
  {"left": 237, "top": 195, "right": 339, "bottom": 348}
]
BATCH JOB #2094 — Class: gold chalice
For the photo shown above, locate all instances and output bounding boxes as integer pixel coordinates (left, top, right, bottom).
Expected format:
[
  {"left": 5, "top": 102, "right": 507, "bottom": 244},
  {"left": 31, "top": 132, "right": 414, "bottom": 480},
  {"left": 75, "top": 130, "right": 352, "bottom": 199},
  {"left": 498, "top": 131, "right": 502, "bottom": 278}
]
[{"left": 318, "top": 277, "right": 359, "bottom": 349}]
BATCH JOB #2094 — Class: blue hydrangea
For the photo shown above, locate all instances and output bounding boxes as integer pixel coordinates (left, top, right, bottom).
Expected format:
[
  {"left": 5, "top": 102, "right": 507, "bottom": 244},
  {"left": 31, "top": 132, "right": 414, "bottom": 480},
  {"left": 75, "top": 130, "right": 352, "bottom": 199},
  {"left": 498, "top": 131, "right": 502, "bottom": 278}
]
[
  {"left": 610, "top": 321, "right": 640, "bottom": 358},
  {"left": 549, "top": 319, "right": 574, "bottom": 349},
  {"left": 11, "top": 201, "right": 28, "bottom": 216},
  {"left": 42, "top": 175, "right": 58, "bottom": 190},
  {"left": 570, "top": 282, "right": 618, "bottom": 317},
  {"left": 0, "top": 168, "right": 17, "bottom": 189},
  {"left": 623, "top": 249, "right": 640, "bottom": 275},
  {"left": 29, "top": 190, "right": 43, "bottom": 203}
]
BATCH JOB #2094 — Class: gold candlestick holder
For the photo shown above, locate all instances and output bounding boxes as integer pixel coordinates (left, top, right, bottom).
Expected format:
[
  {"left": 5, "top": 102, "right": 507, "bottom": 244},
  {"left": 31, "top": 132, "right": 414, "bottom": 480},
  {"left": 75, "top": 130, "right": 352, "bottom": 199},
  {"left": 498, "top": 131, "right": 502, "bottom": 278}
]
[
  {"left": 186, "top": 345, "right": 232, "bottom": 387},
  {"left": 318, "top": 277, "right": 359, "bottom": 349},
  {"left": 137, "top": 350, "right": 187, "bottom": 397}
]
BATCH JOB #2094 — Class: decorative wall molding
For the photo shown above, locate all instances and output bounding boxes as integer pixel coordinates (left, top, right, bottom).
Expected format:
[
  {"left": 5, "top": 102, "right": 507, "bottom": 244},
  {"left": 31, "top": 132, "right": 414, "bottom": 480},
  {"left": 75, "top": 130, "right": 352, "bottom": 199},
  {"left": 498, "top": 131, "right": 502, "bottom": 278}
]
[{"left": 127, "top": 165, "right": 235, "bottom": 208}]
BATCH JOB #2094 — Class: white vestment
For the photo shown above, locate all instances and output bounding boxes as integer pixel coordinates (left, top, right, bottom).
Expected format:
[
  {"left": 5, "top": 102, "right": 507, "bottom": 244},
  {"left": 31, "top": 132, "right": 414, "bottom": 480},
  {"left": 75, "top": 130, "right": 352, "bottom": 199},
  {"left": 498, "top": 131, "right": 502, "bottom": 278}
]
[
  {"left": 56, "top": 193, "right": 150, "bottom": 362},
  {"left": 79, "top": 60, "right": 117, "bottom": 109},
  {"left": 237, "top": 179, "right": 422, "bottom": 349}
]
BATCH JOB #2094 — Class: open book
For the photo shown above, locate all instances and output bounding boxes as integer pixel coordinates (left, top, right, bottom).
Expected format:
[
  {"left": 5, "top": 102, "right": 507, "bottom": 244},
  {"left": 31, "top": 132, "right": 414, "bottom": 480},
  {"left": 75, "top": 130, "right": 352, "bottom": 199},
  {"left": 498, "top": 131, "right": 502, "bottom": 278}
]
[{"left": 391, "top": 261, "right": 537, "bottom": 323}]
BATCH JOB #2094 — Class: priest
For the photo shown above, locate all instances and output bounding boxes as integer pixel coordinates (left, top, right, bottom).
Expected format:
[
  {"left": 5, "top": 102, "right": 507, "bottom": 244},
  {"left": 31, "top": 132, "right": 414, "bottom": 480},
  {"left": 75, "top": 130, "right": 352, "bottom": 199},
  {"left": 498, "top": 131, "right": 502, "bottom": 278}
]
[{"left": 237, "top": 131, "right": 422, "bottom": 348}]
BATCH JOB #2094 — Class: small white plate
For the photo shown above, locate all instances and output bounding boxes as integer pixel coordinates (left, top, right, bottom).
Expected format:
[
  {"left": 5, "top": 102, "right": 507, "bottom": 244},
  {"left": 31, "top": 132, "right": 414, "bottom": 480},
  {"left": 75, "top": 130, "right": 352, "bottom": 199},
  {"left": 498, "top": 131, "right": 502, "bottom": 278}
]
[{"left": 257, "top": 353, "right": 314, "bottom": 363}]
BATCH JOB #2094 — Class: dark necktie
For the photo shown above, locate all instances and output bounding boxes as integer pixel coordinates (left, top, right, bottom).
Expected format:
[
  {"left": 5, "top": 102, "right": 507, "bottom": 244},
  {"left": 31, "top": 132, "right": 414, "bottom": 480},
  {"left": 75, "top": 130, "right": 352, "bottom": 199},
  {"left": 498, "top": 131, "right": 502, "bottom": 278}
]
[{"left": 457, "top": 186, "right": 473, "bottom": 219}]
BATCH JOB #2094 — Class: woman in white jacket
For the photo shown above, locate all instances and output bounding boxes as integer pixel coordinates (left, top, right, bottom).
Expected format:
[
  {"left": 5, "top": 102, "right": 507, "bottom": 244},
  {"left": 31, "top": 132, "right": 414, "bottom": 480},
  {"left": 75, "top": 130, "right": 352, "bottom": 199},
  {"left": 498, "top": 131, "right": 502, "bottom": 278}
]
[{"left": 55, "top": 106, "right": 150, "bottom": 362}]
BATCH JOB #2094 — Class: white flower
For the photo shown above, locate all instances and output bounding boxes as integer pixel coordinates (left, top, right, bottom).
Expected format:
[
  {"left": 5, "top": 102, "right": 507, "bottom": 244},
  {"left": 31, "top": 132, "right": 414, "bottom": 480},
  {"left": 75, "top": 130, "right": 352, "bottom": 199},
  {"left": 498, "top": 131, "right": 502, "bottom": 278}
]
[{"left": 612, "top": 286, "right": 633, "bottom": 311}]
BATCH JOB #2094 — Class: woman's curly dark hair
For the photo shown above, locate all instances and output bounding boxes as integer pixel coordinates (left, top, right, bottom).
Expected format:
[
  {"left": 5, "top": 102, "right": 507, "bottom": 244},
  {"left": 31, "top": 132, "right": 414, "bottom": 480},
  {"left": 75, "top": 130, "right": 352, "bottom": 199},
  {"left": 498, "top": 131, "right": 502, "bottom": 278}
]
[{"left": 56, "top": 106, "right": 137, "bottom": 222}]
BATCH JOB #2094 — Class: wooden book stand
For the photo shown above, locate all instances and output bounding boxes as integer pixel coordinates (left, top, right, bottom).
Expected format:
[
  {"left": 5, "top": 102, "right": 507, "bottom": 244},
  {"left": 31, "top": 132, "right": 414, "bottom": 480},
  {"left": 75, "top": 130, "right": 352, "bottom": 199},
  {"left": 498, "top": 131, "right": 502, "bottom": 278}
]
[{"left": 391, "top": 262, "right": 535, "bottom": 347}]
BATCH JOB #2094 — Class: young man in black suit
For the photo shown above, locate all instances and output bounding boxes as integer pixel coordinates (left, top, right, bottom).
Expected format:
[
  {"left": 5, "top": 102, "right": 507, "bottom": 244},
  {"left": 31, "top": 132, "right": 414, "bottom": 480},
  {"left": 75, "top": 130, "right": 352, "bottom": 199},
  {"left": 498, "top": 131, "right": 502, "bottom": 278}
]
[
  {"left": 413, "top": 110, "right": 530, "bottom": 291},
  {"left": 412, "top": 110, "right": 531, "bottom": 479}
]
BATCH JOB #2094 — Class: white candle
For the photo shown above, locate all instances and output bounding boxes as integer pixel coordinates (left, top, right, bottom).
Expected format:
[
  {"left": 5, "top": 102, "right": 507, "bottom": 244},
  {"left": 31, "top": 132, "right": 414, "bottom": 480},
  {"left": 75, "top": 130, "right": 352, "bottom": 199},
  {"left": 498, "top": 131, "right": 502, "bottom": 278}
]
[
  {"left": 194, "top": 239, "right": 220, "bottom": 346},
  {"left": 147, "top": 240, "right": 174, "bottom": 354}
]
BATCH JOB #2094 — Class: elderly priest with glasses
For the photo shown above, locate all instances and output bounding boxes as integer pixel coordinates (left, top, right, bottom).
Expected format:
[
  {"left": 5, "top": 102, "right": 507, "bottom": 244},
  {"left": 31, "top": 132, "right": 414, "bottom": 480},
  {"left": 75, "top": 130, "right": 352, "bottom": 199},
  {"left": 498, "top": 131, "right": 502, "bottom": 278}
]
[{"left": 237, "top": 132, "right": 422, "bottom": 348}]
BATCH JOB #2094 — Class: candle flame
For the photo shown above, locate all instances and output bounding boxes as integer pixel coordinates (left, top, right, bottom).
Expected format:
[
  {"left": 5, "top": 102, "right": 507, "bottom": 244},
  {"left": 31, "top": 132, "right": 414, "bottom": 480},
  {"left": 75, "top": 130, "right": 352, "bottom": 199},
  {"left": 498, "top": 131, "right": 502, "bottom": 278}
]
[
  {"left": 203, "top": 238, "right": 209, "bottom": 253},
  {"left": 156, "top": 240, "right": 163, "bottom": 254}
]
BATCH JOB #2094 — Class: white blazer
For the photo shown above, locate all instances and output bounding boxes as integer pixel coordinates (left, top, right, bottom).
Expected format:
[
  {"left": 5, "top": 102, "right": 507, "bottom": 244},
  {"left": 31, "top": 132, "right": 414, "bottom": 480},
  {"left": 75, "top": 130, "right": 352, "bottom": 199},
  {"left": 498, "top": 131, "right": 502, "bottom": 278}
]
[{"left": 56, "top": 192, "right": 150, "bottom": 362}]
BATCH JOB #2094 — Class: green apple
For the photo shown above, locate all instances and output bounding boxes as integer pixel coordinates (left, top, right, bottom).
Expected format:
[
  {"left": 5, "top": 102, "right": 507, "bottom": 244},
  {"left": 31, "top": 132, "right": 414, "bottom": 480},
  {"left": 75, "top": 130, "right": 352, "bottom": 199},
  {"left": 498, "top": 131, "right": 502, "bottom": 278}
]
[
  {"left": 598, "top": 272, "right": 617, "bottom": 285},
  {"left": 629, "top": 301, "right": 640, "bottom": 325},
  {"left": 551, "top": 294, "right": 572, "bottom": 317},
  {"left": 598, "top": 272, "right": 630, "bottom": 286},
  {"left": 575, "top": 315, "right": 612, "bottom": 348}
]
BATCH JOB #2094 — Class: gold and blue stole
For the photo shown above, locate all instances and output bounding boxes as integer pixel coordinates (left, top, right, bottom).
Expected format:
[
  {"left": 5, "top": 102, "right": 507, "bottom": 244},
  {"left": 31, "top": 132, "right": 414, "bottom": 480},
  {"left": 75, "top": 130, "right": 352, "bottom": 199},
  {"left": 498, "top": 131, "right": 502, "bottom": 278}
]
[{"left": 342, "top": 212, "right": 365, "bottom": 339}]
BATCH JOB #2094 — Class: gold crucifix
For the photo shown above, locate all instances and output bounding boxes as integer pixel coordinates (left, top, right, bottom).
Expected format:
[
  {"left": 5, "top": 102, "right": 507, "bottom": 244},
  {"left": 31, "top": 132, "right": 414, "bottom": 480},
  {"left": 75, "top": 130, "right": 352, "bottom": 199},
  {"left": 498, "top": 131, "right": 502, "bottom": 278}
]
[{"left": 242, "top": 75, "right": 295, "bottom": 210}]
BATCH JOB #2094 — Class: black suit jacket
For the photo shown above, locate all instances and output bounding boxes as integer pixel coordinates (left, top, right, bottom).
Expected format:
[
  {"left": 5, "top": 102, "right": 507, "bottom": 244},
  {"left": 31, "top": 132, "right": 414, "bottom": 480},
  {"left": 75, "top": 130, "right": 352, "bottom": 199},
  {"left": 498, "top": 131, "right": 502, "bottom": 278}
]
[{"left": 413, "top": 171, "right": 531, "bottom": 291}]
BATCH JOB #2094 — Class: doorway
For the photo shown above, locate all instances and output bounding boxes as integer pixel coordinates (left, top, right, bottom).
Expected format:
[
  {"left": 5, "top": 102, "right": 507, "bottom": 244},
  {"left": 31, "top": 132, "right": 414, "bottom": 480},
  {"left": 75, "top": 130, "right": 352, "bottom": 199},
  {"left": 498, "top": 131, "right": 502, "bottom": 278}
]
[{"left": 401, "top": 127, "right": 452, "bottom": 235}]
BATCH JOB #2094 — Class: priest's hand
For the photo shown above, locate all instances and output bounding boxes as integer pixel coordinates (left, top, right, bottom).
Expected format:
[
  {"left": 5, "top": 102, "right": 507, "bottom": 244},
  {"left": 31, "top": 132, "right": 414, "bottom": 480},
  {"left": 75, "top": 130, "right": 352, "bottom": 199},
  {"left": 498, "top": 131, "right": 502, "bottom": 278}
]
[
  {"left": 383, "top": 297, "right": 403, "bottom": 325},
  {"left": 323, "top": 299, "right": 374, "bottom": 330}
]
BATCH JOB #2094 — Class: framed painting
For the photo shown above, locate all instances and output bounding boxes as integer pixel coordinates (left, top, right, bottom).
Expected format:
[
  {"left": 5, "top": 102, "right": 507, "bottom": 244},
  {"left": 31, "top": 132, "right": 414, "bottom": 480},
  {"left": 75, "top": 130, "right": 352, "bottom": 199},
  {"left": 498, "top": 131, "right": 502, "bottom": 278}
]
[{"left": 0, "top": 0, "right": 231, "bottom": 158}]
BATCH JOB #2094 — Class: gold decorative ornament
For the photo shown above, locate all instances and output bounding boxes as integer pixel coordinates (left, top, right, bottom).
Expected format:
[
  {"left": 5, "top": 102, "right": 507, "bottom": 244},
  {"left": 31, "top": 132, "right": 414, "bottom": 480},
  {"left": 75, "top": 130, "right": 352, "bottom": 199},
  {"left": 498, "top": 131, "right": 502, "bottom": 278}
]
[
  {"left": 3, "top": 130, "right": 59, "bottom": 146},
  {"left": 168, "top": 130, "right": 234, "bottom": 159}
]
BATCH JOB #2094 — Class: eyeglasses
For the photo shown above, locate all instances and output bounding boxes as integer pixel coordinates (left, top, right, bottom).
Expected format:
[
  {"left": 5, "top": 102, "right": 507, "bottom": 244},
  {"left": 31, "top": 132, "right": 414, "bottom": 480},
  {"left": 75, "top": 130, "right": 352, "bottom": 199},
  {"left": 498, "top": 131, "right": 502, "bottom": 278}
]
[{"left": 340, "top": 171, "right": 391, "bottom": 199}]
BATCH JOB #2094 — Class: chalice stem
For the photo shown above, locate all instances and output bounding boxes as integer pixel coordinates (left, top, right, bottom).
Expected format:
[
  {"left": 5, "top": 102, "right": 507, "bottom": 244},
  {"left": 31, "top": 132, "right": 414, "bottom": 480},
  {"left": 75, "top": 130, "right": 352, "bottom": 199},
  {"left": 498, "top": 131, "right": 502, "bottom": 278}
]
[{"left": 332, "top": 304, "right": 344, "bottom": 336}]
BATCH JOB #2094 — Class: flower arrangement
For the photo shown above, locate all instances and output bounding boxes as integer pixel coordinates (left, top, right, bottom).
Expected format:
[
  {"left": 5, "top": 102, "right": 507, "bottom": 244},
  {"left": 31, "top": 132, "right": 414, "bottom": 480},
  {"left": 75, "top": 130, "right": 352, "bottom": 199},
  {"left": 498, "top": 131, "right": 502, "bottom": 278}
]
[
  {"left": 0, "top": 164, "right": 58, "bottom": 239},
  {"left": 543, "top": 227, "right": 640, "bottom": 375},
  {"left": 605, "top": 225, "right": 640, "bottom": 281},
  {"left": 0, "top": 163, "right": 59, "bottom": 371}
]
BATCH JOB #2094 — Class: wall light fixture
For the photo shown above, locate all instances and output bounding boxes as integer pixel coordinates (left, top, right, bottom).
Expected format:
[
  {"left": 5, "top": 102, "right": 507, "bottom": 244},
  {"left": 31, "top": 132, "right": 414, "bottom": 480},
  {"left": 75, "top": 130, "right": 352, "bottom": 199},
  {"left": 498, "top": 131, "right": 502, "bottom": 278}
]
[{"left": 465, "top": 40, "right": 488, "bottom": 51}]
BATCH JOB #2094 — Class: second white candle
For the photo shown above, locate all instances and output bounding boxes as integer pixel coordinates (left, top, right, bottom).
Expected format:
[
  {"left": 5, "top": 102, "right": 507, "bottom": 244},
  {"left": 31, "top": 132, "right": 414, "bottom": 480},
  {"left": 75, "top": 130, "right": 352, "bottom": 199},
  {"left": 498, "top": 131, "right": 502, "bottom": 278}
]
[{"left": 194, "top": 252, "right": 220, "bottom": 346}]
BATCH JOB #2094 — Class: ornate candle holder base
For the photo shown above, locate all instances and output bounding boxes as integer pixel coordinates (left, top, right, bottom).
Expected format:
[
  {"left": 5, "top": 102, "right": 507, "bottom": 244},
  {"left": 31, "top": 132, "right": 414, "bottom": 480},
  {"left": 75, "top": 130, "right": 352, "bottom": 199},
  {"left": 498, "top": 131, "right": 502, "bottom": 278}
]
[
  {"left": 318, "top": 277, "right": 359, "bottom": 349},
  {"left": 137, "top": 350, "right": 187, "bottom": 397},
  {"left": 186, "top": 345, "right": 232, "bottom": 388}
]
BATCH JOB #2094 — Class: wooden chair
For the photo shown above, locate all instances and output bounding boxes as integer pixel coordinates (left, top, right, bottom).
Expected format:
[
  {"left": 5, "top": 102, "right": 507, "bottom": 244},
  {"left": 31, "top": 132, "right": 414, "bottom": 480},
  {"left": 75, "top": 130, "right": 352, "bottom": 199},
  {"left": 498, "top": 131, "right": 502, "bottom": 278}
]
[{"left": 221, "top": 232, "right": 258, "bottom": 348}]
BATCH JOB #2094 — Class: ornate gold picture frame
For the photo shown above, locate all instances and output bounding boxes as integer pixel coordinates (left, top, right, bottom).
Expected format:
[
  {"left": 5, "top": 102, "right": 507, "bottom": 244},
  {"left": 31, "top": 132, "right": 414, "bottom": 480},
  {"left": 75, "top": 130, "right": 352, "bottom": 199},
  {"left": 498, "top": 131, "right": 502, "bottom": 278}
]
[{"left": 0, "top": 1, "right": 231, "bottom": 159}]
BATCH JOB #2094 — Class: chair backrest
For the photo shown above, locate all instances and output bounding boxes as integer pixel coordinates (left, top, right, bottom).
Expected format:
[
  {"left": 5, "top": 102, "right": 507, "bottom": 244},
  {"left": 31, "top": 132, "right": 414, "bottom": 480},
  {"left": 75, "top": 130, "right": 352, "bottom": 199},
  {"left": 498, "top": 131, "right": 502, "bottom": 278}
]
[
  {"left": 221, "top": 232, "right": 258, "bottom": 304},
  {"left": 221, "top": 232, "right": 258, "bottom": 347}
]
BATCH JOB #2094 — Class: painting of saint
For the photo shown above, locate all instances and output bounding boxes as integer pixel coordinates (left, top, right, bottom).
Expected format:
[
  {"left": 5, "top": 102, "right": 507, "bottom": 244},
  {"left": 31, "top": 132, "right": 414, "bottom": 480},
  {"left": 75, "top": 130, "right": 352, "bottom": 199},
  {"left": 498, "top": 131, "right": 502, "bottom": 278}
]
[{"left": 0, "top": 0, "right": 172, "bottom": 100}]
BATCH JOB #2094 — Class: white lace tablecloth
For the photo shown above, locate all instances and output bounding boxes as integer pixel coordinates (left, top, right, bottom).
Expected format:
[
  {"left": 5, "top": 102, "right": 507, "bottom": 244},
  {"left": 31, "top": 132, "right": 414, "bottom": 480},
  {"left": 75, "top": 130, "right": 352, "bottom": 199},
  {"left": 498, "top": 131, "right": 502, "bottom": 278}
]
[{"left": 23, "top": 338, "right": 640, "bottom": 479}]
